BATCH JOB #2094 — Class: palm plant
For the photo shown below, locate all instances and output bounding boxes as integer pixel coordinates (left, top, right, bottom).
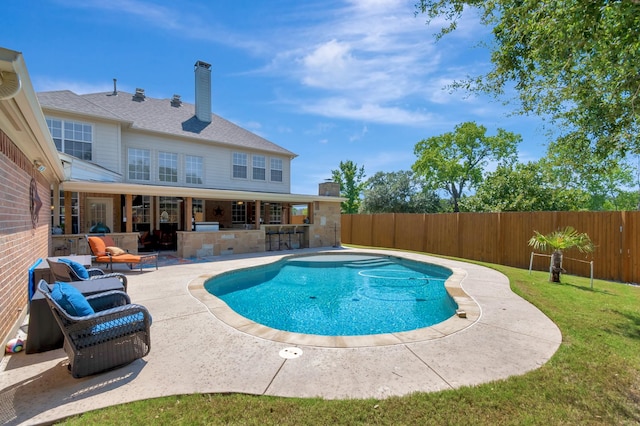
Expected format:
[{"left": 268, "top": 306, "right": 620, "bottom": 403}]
[{"left": 528, "top": 226, "right": 595, "bottom": 282}]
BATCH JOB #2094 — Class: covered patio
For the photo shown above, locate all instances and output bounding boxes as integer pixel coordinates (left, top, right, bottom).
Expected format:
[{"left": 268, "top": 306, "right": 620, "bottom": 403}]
[{"left": 51, "top": 179, "right": 343, "bottom": 258}]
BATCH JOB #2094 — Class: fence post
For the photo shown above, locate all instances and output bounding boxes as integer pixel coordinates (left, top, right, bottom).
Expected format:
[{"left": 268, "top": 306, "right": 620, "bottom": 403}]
[{"left": 529, "top": 251, "right": 534, "bottom": 275}]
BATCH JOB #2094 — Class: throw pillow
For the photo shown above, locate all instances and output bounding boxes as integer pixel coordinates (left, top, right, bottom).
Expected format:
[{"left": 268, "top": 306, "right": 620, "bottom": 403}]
[
  {"left": 87, "top": 237, "right": 107, "bottom": 256},
  {"left": 58, "top": 258, "right": 90, "bottom": 279},
  {"left": 106, "top": 246, "right": 126, "bottom": 256},
  {"left": 51, "top": 282, "right": 95, "bottom": 317}
]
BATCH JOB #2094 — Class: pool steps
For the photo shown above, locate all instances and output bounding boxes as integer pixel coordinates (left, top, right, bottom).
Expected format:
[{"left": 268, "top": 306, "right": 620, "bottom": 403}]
[{"left": 344, "top": 259, "right": 395, "bottom": 268}]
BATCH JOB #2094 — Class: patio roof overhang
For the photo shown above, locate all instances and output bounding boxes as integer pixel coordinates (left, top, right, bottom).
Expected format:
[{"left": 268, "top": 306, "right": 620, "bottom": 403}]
[
  {"left": 0, "top": 48, "right": 65, "bottom": 182},
  {"left": 61, "top": 180, "right": 345, "bottom": 204}
]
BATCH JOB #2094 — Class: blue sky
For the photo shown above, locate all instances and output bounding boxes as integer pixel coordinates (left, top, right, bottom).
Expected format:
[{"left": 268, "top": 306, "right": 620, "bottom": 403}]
[{"left": 3, "top": 0, "right": 552, "bottom": 195}]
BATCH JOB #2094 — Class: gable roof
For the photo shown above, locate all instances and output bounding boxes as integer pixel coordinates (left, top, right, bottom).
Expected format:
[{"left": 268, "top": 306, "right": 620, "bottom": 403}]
[{"left": 37, "top": 90, "right": 297, "bottom": 157}]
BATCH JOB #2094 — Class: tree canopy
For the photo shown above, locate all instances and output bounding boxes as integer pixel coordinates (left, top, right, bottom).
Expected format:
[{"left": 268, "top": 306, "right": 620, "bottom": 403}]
[
  {"left": 360, "top": 170, "right": 440, "bottom": 214},
  {"left": 331, "top": 160, "right": 366, "bottom": 214},
  {"left": 416, "top": 0, "right": 640, "bottom": 168},
  {"left": 412, "top": 121, "right": 520, "bottom": 212},
  {"left": 461, "top": 161, "right": 590, "bottom": 212}
]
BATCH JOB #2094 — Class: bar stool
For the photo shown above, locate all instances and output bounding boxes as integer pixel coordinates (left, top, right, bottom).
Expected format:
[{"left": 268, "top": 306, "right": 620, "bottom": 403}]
[
  {"left": 295, "top": 227, "right": 305, "bottom": 249},
  {"left": 266, "top": 229, "right": 276, "bottom": 251},
  {"left": 276, "top": 227, "right": 284, "bottom": 250},
  {"left": 285, "top": 227, "right": 295, "bottom": 249}
]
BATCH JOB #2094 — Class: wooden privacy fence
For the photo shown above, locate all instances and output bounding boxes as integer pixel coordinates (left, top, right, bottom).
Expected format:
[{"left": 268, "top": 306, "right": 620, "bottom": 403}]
[{"left": 341, "top": 211, "right": 640, "bottom": 284}]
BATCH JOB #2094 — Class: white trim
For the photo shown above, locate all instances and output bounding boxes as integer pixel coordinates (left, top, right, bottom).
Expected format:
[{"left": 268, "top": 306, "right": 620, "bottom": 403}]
[
  {"left": 61, "top": 180, "right": 345, "bottom": 203},
  {"left": 0, "top": 48, "right": 65, "bottom": 181}
]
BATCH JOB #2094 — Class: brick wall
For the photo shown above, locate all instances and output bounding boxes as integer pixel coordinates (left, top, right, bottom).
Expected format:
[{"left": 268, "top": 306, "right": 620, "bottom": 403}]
[{"left": 0, "top": 129, "right": 50, "bottom": 343}]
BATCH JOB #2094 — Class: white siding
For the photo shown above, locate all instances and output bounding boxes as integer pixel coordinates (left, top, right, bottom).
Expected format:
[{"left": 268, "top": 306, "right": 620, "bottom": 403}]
[
  {"left": 93, "top": 121, "right": 121, "bottom": 173},
  {"left": 122, "top": 131, "right": 291, "bottom": 193},
  {"left": 43, "top": 113, "right": 121, "bottom": 175}
]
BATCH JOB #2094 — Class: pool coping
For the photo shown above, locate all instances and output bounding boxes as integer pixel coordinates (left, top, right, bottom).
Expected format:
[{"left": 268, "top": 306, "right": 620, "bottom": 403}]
[{"left": 188, "top": 251, "right": 480, "bottom": 348}]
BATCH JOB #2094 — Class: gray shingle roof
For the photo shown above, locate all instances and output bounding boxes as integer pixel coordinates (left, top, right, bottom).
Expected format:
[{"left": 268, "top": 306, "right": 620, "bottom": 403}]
[{"left": 37, "top": 90, "right": 297, "bottom": 157}]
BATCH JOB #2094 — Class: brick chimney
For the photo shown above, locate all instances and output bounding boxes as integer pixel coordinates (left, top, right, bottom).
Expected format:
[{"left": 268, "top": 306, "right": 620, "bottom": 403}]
[{"left": 194, "top": 60, "right": 212, "bottom": 123}]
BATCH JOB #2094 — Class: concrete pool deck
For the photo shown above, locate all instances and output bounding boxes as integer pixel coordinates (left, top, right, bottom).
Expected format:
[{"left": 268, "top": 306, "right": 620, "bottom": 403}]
[{"left": 0, "top": 247, "right": 562, "bottom": 425}]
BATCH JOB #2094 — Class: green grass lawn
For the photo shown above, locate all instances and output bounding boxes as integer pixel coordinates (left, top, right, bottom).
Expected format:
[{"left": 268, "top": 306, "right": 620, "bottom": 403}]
[{"left": 59, "top": 260, "right": 640, "bottom": 425}]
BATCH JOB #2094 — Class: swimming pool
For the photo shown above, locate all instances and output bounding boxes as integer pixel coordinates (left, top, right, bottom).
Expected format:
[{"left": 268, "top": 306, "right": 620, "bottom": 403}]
[{"left": 205, "top": 253, "right": 457, "bottom": 336}]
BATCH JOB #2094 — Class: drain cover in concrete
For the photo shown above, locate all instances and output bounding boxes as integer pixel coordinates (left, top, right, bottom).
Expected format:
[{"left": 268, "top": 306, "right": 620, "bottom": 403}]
[{"left": 279, "top": 347, "right": 303, "bottom": 359}]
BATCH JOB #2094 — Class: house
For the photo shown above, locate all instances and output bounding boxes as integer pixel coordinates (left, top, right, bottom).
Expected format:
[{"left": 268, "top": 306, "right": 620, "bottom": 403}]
[
  {"left": 38, "top": 60, "right": 343, "bottom": 257},
  {"left": 0, "top": 49, "right": 342, "bottom": 345},
  {"left": 0, "top": 47, "right": 64, "bottom": 343}
]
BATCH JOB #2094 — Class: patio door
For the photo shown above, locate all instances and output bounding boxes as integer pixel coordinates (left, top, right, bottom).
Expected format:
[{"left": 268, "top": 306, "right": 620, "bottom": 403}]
[{"left": 86, "top": 197, "right": 113, "bottom": 232}]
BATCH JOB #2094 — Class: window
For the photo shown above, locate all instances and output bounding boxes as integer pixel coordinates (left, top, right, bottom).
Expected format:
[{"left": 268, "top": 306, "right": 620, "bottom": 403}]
[
  {"left": 51, "top": 190, "right": 79, "bottom": 234},
  {"left": 158, "top": 152, "right": 178, "bottom": 182},
  {"left": 271, "top": 158, "right": 283, "bottom": 182},
  {"left": 252, "top": 155, "right": 266, "bottom": 180},
  {"left": 233, "top": 152, "right": 247, "bottom": 179},
  {"left": 159, "top": 197, "right": 179, "bottom": 224},
  {"left": 232, "top": 202, "right": 246, "bottom": 223},
  {"left": 269, "top": 203, "right": 282, "bottom": 224},
  {"left": 186, "top": 155, "right": 203, "bottom": 184},
  {"left": 132, "top": 195, "right": 151, "bottom": 232},
  {"left": 128, "top": 148, "right": 150, "bottom": 181},
  {"left": 46, "top": 118, "right": 92, "bottom": 160}
]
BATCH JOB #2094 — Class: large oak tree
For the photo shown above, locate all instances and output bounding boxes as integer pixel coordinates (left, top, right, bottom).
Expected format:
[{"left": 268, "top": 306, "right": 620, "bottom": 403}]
[
  {"left": 416, "top": 0, "right": 640, "bottom": 169},
  {"left": 360, "top": 170, "right": 440, "bottom": 213},
  {"left": 412, "top": 121, "right": 520, "bottom": 212}
]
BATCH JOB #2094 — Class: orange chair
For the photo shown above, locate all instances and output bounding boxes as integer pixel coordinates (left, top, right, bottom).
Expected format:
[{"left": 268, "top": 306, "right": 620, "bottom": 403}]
[{"left": 86, "top": 235, "right": 158, "bottom": 272}]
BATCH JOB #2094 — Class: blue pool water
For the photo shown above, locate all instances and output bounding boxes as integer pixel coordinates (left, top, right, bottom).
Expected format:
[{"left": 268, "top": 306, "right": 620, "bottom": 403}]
[{"left": 205, "top": 254, "right": 457, "bottom": 336}]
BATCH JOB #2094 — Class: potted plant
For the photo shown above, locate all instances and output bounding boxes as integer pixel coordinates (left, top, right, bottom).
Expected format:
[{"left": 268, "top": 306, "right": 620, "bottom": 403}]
[{"left": 528, "top": 226, "right": 595, "bottom": 282}]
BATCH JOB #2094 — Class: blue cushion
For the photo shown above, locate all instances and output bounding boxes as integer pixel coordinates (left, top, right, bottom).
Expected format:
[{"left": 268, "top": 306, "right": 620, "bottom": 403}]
[
  {"left": 51, "top": 282, "right": 95, "bottom": 317},
  {"left": 92, "top": 312, "right": 146, "bottom": 333},
  {"left": 58, "top": 258, "right": 90, "bottom": 280}
]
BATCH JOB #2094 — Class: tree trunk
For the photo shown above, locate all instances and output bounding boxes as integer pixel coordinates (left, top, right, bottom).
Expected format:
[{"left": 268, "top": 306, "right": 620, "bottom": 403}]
[{"left": 549, "top": 250, "right": 564, "bottom": 282}]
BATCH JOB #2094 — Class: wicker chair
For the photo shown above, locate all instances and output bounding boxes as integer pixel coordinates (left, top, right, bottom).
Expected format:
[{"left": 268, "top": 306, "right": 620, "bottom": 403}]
[
  {"left": 46, "top": 258, "right": 128, "bottom": 292},
  {"left": 37, "top": 280, "right": 151, "bottom": 378}
]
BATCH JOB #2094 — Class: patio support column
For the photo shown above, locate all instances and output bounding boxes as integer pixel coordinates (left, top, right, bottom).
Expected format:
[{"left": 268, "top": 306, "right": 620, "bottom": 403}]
[
  {"left": 125, "top": 194, "right": 133, "bottom": 233},
  {"left": 185, "top": 197, "right": 193, "bottom": 231},
  {"left": 309, "top": 202, "right": 315, "bottom": 224},
  {"left": 255, "top": 200, "right": 261, "bottom": 229},
  {"left": 64, "top": 191, "right": 72, "bottom": 234},
  {"left": 51, "top": 182, "right": 61, "bottom": 227}
]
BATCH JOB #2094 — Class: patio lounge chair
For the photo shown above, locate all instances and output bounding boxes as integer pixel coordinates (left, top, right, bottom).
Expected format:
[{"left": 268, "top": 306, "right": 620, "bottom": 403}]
[
  {"left": 46, "top": 258, "right": 128, "bottom": 292},
  {"left": 86, "top": 235, "right": 158, "bottom": 272},
  {"left": 37, "top": 280, "right": 151, "bottom": 378}
]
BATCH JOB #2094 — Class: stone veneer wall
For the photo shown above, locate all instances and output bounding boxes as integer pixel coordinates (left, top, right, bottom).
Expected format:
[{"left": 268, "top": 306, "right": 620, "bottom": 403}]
[
  {"left": 176, "top": 200, "right": 342, "bottom": 257},
  {"left": 51, "top": 232, "right": 139, "bottom": 257},
  {"left": 177, "top": 230, "right": 265, "bottom": 258},
  {"left": 0, "top": 129, "right": 51, "bottom": 344},
  {"left": 308, "top": 200, "right": 342, "bottom": 248}
]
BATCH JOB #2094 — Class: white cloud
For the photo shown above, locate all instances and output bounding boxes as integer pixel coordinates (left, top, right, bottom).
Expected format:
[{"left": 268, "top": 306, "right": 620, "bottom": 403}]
[
  {"left": 33, "top": 77, "right": 113, "bottom": 94},
  {"left": 301, "top": 98, "right": 437, "bottom": 126},
  {"left": 304, "top": 122, "right": 336, "bottom": 136},
  {"left": 257, "top": 1, "right": 491, "bottom": 125},
  {"left": 57, "top": 0, "right": 267, "bottom": 53},
  {"left": 349, "top": 125, "right": 369, "bottom": 142},
  {"left": 361, "top": 150, "right": 416, "bottom": 172},
  {"left": 243, "top": 121, "right": 263, "bottom": 130},
  {"left": 301, "top": 40, "right": 353, "bottom": 85},
  {"left": 60, "top": 0, "right": 496, "bottom": 127}
]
